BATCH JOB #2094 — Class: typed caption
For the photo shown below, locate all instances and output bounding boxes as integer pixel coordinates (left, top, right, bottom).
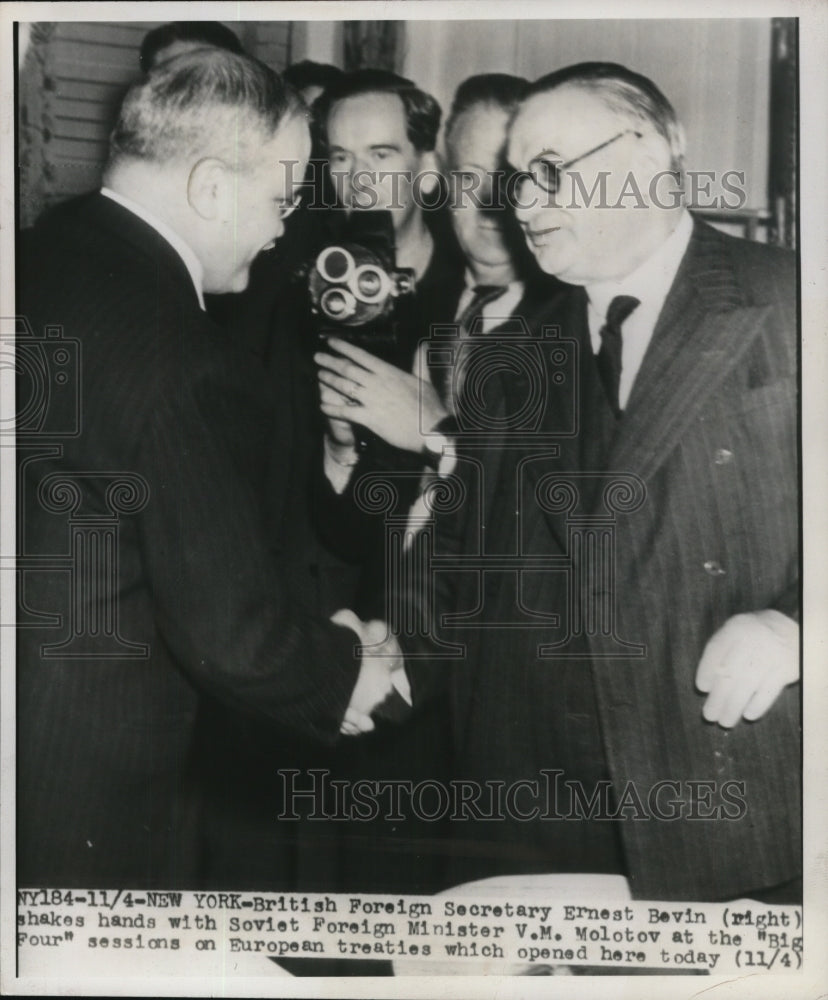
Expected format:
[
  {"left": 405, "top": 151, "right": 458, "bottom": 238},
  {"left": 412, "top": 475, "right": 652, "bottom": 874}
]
[{"left": 17, "top": 888, "right": 802, "bottom": 976}]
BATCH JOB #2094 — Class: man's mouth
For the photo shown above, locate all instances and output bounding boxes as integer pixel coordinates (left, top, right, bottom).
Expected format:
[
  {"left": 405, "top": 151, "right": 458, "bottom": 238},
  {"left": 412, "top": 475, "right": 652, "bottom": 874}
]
[{"left": 527, "top": 226, "right": 561, "bottom": 245}]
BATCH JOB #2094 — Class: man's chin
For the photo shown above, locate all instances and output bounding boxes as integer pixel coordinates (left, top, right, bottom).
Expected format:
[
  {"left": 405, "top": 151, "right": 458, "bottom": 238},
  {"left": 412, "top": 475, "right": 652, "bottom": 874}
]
[
  {"left": 526, "top": 239, "right": 572, "bottom": 280},
  {"left": 204, "top": 269, "right": 251, "bottom": 296},
  {"left": 468, "top": 247, "right": 512, "bottom": 269},
  {"left": 227, "top": 271, "right": 251, "bottom": 294}
]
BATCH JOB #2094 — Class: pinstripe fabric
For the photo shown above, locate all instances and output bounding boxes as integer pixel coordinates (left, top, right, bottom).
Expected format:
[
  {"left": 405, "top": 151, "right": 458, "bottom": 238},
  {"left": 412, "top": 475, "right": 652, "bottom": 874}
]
[
  {"left": 16, "top": 194, "right": 361, "bottom": 888},
  {"left": 588, "top": 220, "right": 799, "bottom": 899},
  {"left": 404, "top": 218, "right": 799, "bottom": 900}
]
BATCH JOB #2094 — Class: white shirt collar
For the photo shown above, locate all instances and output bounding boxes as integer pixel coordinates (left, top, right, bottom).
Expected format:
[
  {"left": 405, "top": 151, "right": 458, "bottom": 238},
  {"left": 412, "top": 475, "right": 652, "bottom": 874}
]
[
  {"left": 586, "top": 209, "right": 693, "bottom": 326},
  {"left": 584, "top": 210, "right": 694, "bottom": 410},
  {"left": 101, "top": 187, "right": 206, "bottom": 310}
]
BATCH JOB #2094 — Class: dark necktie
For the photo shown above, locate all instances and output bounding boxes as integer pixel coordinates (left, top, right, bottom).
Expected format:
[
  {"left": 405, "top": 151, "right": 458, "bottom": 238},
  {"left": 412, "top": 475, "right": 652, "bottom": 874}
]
[
  {"left": 457, "top": 284, "right": 509, "bottom": 336},
  {"left": 436, "top": 285, "right": 508, "bottom": 413},
  {"left": 596, "top": 294, "right": 639, "bottom": 416}
]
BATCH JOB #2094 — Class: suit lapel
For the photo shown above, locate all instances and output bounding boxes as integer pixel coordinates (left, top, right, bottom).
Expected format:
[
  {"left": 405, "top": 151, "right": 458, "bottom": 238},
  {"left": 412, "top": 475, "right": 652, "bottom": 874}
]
[
  {"left": 607, "top": 219, "right": 772, "bottom": 481},
  {"left": 523, "top": 285, "right": 593, "bottom": 550}
]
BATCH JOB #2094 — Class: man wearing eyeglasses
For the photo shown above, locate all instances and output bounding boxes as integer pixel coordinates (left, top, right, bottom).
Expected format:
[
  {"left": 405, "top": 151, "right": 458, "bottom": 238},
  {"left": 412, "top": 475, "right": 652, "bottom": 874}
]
[
  {"left": 398, "top": 62, "right": 799, "bottom": 903},
  {"left": 16, "top": 50, "right": 403, "bottom": 889}
]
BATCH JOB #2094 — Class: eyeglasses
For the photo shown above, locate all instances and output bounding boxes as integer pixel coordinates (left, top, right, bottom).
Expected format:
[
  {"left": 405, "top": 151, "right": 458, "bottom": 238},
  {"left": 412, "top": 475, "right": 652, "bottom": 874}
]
[
  {"left": 524, "top": 128, "right": 643, "bottom": 195},
  {"left": 277, "top": 194, "right": 302, "bottom": 220}
]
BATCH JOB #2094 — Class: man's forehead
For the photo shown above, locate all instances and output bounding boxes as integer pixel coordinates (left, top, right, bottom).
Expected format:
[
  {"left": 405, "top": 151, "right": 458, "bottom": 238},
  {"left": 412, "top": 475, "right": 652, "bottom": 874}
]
[
  {"left": 328, "top": 91, "right": 408, "bottom": 141},
  {"left": 256, "top": 117, "right": 310, "bottom": 184},
  {"left": 263, "top": 116, "right": 309, "bottom": 156},
  {"left": 509, "top": 86, "right": 620, "bottom": 158},
  {"left": 448, "top": 104, "right": 510, "bottom": 169}
]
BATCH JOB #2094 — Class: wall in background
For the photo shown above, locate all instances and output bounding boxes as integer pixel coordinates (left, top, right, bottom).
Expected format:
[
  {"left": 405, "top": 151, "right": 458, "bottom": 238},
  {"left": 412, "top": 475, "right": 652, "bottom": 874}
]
[
  {"left": 401, "top": 19, "right": 772, "bottom": 213},
  {"left": 290, "top": 20, "right": 343, "bottom": 65},
  {"left": 17, "top": 21, "right": 292, "bottom": 226},
  {"left": 18, "top": 18, "right": 779, "bottom": 235}
]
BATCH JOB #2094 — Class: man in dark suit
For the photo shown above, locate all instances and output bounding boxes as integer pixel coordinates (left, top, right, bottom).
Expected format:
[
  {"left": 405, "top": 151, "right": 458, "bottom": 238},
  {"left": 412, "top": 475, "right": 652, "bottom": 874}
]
[
  {"left": 397, "top": 63, "right": 799, "bottom": 902},
  {"left": 16, "top": 50, "right": 402, "bottom": 889},
  {"left": 306, "top": 74, "right": 566, "bottom": 896},
  {"left": 315, "top": 73, "right": 563, "bottom": 554}
]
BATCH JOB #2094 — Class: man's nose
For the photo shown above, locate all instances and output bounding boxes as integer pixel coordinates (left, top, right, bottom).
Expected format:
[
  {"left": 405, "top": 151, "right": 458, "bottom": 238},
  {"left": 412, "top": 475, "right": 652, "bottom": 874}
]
[{"left": 354, "top": 153, "right": 389, "bottom": 189}]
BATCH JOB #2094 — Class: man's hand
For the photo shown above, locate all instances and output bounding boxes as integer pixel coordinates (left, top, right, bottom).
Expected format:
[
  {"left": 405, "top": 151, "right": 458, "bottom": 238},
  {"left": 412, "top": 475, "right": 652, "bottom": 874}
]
[
  {"left": 331, "top": 609, "right": 406, "bottom": 735},
  {"left": 695, "top": 610, "right": 799, "bottom": 728},
  {"left": 325, "top": 414, "right": 357, "bottom": 450},
  {"left": 315, "top": 336, "right": 448, "bottom": 453}
]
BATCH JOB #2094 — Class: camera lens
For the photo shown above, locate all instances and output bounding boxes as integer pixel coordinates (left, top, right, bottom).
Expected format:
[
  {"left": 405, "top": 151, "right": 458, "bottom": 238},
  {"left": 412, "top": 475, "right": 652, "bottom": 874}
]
[
  {"left": 317, "top": 247, "right": 353, "bottom": 283},
  {"left": 357, "top": 270, "right": 382, "bottom": 296},
  {"left": 352, "top": 264, "right": 388, "bottom": 304},
  {"left": 320, "top": 287, "right": 356, "bottom": 320}
]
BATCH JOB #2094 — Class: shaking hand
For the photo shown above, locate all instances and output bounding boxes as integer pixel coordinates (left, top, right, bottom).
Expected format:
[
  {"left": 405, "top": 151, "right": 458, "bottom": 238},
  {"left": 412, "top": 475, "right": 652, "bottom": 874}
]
[{"left": 331, "top": 609, "right": 408, "bottom": 735}]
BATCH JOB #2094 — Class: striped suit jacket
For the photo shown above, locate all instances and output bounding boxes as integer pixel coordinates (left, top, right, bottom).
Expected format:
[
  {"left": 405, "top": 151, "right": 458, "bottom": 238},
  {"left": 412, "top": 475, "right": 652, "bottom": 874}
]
[
  {"left": 404, "top": 218, "right": 800, "bottom": 900},
  {"left": 16, "top": 194, "right": 362, "bottom": 888}
]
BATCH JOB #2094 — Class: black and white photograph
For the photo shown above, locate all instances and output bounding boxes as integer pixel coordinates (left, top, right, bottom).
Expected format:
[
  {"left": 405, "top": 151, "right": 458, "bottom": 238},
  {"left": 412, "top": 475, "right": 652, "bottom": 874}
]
[{"left": 1, "top": 1, "right": 826, "bottom": 995}]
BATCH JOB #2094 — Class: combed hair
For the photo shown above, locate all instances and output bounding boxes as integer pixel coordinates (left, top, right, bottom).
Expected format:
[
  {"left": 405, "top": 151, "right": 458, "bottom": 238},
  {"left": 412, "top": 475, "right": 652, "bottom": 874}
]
[
  {"left": 444, "top": 73, "right": 528, "bottom": 142},
  {"left": 283, "top": 60, "right": 344, "bottom": 95},
  {"left": 139, "top": 21, "right": 243, "bottom": 73},
  {"left": 315, "top": 68, "right": 442, "bottom": 152},
  {"left": 526, "top": 62, "right": 686, "bottom": 173},
  {"left": 107, "top": 49, "right": 306, "bottom": 172}
]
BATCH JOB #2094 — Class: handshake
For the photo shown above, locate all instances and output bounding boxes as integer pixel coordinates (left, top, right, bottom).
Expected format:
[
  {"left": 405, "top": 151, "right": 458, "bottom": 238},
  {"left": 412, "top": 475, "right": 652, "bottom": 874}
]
[{"left": 332, "top": 609, "right": 411, "bottom": 735}]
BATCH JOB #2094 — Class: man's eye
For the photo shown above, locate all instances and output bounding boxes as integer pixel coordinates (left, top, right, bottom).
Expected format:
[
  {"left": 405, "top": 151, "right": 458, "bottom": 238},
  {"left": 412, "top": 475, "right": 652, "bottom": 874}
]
[
  {"left": 373, "top": 150, "right": 393, "bottom": 162},
  {"left": 451, "top": 172, "right": 478, "bottom": 193}
]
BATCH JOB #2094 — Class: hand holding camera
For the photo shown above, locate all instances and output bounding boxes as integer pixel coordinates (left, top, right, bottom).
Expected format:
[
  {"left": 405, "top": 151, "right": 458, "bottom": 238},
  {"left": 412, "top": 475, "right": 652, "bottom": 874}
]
[
  {"left": 309, "top": 210, "right": 444, "bottom": 456},
  {"left": 316, "top": 337, "right": 448, "bottom": 454}
]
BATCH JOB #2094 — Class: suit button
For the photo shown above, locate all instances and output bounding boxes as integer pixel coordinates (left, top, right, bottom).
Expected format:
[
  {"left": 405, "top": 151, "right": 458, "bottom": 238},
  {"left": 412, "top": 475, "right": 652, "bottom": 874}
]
[
  {"left": 704, "top": 560, "right": 726, "bottom": 576},
  {"left": 714, "top": 448, "right": 734, "bottom": 465}
]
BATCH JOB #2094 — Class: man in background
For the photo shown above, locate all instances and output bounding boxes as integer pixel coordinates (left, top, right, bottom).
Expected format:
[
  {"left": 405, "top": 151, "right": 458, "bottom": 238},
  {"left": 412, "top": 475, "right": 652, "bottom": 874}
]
[
  {"left": 139, "top": 19, "right": 243, "bottom": 73},
  {"left": 312, "top": 68, "right": 465, "bottom": 601},
  {"left": 308, "top": 73, "right": 564, "bottom": 896},
  {"left": 16, "top": 50, "right": 399, "bottom": 889},
  {"left": 283, "top": 58, "right": 344, "bottom": 106},
  {"left": 316, "top": 73, "right": 565, "bottom": 448}
]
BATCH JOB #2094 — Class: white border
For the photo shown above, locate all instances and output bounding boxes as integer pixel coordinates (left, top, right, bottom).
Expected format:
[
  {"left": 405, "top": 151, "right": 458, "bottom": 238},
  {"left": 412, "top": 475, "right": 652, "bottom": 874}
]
[{"left": 1, "top": 2, "right": 826, "bottom": 997}]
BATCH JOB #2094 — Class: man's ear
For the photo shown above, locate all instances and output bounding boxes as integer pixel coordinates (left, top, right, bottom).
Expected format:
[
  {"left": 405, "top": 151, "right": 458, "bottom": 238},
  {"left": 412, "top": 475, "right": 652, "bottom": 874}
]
[
  {"left": 417, "top": 151, "right": 440, "bottom": 197},
  {"left": 636, "top": 131, "right": 674, "bottom": 180},
  {"left": 187, "top": 158, "right": 233, "bottom": 221}
]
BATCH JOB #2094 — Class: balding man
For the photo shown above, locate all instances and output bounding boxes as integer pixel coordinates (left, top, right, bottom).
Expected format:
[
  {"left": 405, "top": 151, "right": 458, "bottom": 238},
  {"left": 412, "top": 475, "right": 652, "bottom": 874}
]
[
  {"left": 16, "top": 50, "right": 399, "bottom": 889},
  {"left": 400, "top": 62, "right": 799, "bottom": 902}
]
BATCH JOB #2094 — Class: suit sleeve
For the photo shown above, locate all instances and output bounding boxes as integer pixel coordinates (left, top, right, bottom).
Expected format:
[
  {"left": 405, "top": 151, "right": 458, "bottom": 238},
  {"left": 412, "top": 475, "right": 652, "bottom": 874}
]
[
  {"left": 394, "top": 443, "right": 486, "bottom": 707},
  {"left": 135, "top": 352, "right": 360, "bottom": 744}
]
